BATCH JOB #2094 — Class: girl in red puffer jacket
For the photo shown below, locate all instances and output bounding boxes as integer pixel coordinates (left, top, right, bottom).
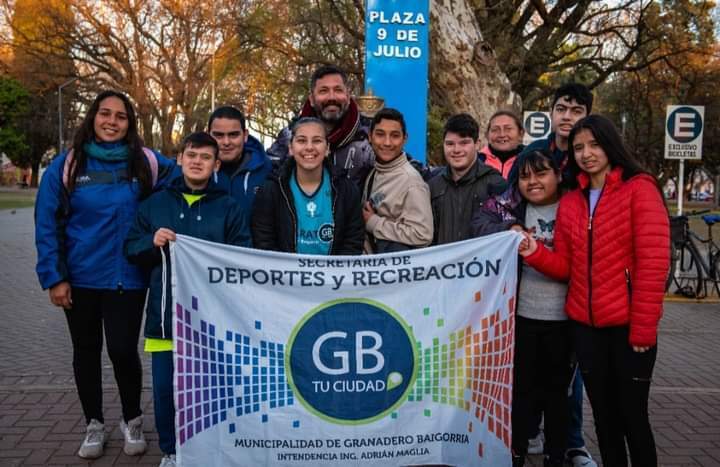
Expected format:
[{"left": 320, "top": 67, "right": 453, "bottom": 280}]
[{"left": 519, "top": 115, "right": 669, "bottom": 467}]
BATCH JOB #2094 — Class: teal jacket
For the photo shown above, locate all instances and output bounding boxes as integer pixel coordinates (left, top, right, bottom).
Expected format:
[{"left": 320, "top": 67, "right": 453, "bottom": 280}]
[{"left": 124, "top": 176, "right": 250, "bottom": 339}]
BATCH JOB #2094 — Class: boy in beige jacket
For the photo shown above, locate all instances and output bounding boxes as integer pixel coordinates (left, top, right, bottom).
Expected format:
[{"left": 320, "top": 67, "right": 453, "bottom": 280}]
[{"left": 362, "top": 108, "right": 433, "bottom": 253}]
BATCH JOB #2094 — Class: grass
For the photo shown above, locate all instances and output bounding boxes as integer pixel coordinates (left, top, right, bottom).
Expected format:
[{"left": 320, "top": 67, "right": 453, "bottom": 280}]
[{"left": 0, "top": 190, "right": 36, "bottom": 210}]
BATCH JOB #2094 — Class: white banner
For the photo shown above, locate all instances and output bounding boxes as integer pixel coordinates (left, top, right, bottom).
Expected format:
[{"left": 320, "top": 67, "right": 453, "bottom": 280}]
[{"left": 171, "top": 232, "right": 522, "bottom": 466}]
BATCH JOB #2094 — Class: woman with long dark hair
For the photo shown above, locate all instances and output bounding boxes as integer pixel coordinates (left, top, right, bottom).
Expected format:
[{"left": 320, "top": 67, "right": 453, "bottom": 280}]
[
  {"left": 519, "top": 115, "right": 669, "bottom": 466},
  {"left": 35, "top": 90, "right": 175, "bottom": 460}
]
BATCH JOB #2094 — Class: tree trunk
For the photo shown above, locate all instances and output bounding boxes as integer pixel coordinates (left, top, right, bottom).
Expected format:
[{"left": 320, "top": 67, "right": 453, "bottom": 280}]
[
  {"left": 30, "top": 160, "right": 40, "bottom": 187},
  {"left": 429, "top": 0, "right": 521, "bottom": 131}
]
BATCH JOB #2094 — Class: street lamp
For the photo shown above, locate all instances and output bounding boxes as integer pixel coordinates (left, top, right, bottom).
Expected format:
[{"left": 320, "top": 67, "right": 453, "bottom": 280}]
[
  {"left": 58, "top": 77, "right": 78, "bottom": 152},
  {"left": 211, "top": 50, "right": 216, "bottom": 111}
]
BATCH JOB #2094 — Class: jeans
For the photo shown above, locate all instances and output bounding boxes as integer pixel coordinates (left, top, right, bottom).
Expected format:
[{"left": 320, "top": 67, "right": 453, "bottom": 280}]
[
  {"left": 567, "top": 366, "right": 585, "bottom": 450},
  {"left": 64, "top": 287, "right": 144, "bottom": 424},
  {"left": 152, "top": 351, "right": 176, "bottom": 455}
]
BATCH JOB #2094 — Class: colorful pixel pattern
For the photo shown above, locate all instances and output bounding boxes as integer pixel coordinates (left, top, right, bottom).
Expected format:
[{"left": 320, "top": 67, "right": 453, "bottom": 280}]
[
  {"left": 174, "top": 296, "right": 294, "bottom": 446},
  {"left": 174, "top": 290, "right": 515, "bottom": 455},
  {"left": 407, "top": 287, "right": 515, "bottom": 455}
]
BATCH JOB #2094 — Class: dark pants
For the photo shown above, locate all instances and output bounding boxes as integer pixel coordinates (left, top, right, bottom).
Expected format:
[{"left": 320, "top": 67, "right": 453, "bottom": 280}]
[
  {"left": 573, "top": 322, "right": 657, "bottom": 467},
  {"left": 512, "top": 316, "right": 572, "bottom": 462},
  {"left": 152, "top": 351, "right": 176, "bottom": 455},
  {"left": 64, "top": 287, "right": 144, "bottom": 424},
  {"left": 527, "top": 361, "right": 587, "bottom": 451}
]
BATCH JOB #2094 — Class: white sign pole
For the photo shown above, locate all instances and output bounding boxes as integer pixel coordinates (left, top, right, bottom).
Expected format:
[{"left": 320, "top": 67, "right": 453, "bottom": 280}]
[{"left": 677, "top": 159, "right": 684, "bottom": 215}]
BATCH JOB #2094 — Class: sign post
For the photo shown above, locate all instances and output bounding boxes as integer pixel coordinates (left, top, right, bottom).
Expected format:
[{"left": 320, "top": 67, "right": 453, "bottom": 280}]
[
  {"left": 664, "top": 105, "right": 705, "bottom": 215},
  {"left": 522, "top": 111, "right": 551, "bottom": 145},
  {"left": 365, "top": 1, "right": 430, "bottom": 162}
]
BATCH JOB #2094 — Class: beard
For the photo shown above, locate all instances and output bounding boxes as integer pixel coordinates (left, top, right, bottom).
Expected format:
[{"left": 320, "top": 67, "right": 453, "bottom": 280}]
[{"left": 314, "top": 99, "right": 349, "bottom": 123}]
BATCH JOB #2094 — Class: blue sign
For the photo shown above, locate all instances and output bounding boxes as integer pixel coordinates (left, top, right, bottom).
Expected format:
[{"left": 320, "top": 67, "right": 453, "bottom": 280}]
[
  {"left": 365, "top": 0, "right": 430, "bottom": 162},
  {"left": 287, "top": 299, "right": 417, "bottom": 424}
]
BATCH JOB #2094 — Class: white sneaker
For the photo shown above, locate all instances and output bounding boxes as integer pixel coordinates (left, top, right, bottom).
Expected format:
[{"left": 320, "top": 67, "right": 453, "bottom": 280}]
[
  {"left": 566, "top": 447, "right": 598, "bottom": 467},
  {"left": 77, "top": 419, "right": 106, "bottom": 459},
  {"left": 159, "top": 454, "right": 177, "bottom": 467},
  {"left": 119, "top": 415, "right": 147, "bottom": 455},
  {"left": 527, "top": 431, "right": 544, "bottom": 455}
]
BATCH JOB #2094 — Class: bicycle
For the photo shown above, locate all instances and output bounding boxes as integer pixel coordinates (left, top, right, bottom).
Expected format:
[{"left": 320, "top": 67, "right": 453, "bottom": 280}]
[{"left": 666, "top": 210, "right": 720, "bottom": 299}]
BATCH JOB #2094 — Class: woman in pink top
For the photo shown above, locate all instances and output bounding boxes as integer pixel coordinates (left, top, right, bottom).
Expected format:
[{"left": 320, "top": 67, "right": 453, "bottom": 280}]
[{"left": 479, "top": 110, "right": 525, "bottom": 179}]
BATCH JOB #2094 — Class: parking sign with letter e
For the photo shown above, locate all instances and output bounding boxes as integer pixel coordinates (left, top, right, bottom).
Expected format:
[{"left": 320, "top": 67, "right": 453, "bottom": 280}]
[{"left": 665, "top": 105, "right": 704, "bottom": 160}]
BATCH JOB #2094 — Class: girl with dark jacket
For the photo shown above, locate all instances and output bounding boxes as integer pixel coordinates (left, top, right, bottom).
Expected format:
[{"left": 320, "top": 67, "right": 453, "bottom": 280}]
[
  {"left": 252, "top": 117, "right": 364, "bottom": 255},
  {"left": 34, "top": 90, "right": 175, "bottom": 459},
  {"left": 473, "top": 150, "right": 573, "bottom": 467},
  {"left": 520, "top": 115, "right": 670, "bottom": 467}
]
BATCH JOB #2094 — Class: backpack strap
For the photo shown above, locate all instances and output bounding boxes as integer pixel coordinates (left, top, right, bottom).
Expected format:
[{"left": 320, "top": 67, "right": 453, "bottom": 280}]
[
  {"left": 142, "top": 147, "right": 159, "bottom": 187},
  {"left": 61, "top": 147, "right": 159, "bottom": 189},
  {"left": 62, "top": 149, "right": 75, "bottom": 189}
]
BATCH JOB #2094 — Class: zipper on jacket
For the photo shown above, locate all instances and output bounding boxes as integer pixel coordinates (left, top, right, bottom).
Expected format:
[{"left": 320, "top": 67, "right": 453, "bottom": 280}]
[
  {"left": 624, "top": 268, "right": 632, "bottom": 303},
  {"left": 585, "top": 184, "right": 608, "bottom": 327},
  {"left": 329, "top": 177, "right": 338, "bottom": 254},
  {"left": 279, "top": 178, "right": 298, "bottom": 251},
  {"left": 587, "top": 212, "right": 595, "bottom": 327}
]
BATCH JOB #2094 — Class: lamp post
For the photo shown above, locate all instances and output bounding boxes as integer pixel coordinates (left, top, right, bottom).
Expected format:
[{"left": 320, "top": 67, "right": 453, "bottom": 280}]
[
  {"left": 58, "top": 77, "right": 78, "bottom": 152},
  {"left": 211, "top": 50, "right": 216, "bottom": 111}
]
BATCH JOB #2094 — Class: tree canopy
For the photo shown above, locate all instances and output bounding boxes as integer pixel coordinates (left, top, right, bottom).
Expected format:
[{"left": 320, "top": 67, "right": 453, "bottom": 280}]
[{"left": 0, "top": 0, "right": 716, "bottom": 171}]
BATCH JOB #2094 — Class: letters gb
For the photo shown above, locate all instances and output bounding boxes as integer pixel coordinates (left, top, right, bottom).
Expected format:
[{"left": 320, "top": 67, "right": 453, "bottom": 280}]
[{"left": 311, "top": 331, "right": 385, "bottom": 375}]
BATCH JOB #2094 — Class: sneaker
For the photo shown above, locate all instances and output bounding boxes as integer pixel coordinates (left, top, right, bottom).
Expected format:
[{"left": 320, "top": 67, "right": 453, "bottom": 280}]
[
  {"left": 527, "top": 431, "right": 544, "bottom": 455},
  {"left": 159, "top": 454, "right": 177, "bottom": 467},
  {"left": 566, "top": 447, "right": 598, "bottom": 467},
  {"left": 119, "top": 415, "right": 147, "bottom": 455},
  {"left": 77, "top": 419, "right": 106, "bottom": 459}
]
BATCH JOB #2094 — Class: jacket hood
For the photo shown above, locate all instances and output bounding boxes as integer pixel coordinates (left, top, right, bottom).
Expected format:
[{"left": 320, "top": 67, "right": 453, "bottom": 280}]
[{"left": 242, "top": 134, "right": 269, "bottom": 172}]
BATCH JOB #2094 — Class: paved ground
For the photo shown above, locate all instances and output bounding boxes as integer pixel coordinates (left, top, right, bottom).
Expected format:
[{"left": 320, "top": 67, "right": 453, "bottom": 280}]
[{"left": 1, "top": 207, "right": 719, "bottom": 466}]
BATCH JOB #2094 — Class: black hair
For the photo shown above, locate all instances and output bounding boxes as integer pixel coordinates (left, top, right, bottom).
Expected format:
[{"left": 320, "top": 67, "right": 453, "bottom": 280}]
[
  {"left": 310, "top": 65, "right": 348, "bottom": 91},
  {"left": 551, "top": 83, "right": 594, "bottom": 114},
  {"left": 290, "top": 117, "right": 328, "bottom": 140},
  {"left": 207, "top": 106, "right": 246, "bottom": 130},
  {"left": 567, "top": 115, "right": 649, "bottom": 182},
  {"left": 443, "top": 113, "right": 479, "bottom": 141},
  {"left": 509, "top": 149, "right": 560, "bottom": 188},
  {"left": 68, "top": 90, "right": 151, "bottom": 198},
  {"left": 518, "top": 149, "right": 559, "bottom": 177},
  {"left": 370, "top": 108, "right": 407, "bottom": 135},
  {"left": 181, "top": 132, "right": 219, "bottom": 158},
  {"left": 486, "top": 110, "right": 523, "bottom": 134}
]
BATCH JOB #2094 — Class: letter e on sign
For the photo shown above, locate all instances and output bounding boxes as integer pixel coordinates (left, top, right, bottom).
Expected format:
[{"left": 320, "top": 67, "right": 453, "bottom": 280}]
[
  {"left": 523, "top": 111, "right": 551, "bottom": 144},
  {"left": 665, "top": 105, "right": 704, "bottom": 160}
]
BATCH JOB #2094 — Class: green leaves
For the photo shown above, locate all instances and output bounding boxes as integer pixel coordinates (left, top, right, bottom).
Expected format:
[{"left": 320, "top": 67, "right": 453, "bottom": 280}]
[{"left": 0, "top": 76, "right": 30, "bottom": 165}]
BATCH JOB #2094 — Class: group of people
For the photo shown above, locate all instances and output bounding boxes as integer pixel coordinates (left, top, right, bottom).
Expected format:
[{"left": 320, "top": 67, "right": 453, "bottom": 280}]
[{"left": 34, "top": 64, "right": 669, "bottom": 467}]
